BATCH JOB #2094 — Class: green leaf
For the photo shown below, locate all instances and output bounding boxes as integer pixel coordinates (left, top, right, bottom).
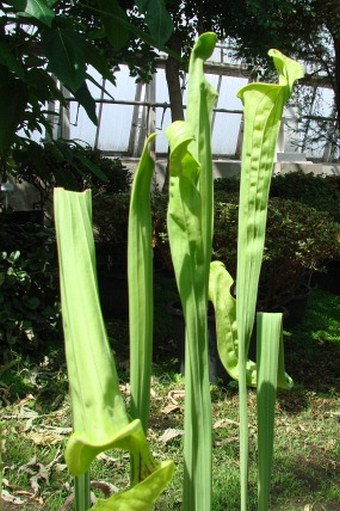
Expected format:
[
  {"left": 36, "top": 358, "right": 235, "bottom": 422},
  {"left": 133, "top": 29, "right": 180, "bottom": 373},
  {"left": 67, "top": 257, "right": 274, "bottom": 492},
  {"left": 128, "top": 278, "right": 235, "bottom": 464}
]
[
  {"left": 256, "top": 313, "right": 282, "bottom": 511},
  {"left": 74, "top": 151, "right": 108, "bottom": 182},
  {"left": 23, "top": 0, "right": 55, "bottom": 26},
  {"left": 72, "top": 81, "right": 98, "bottom": 125},
  {"left": 41, "top": 28, "right": 86, "bottom": 92},
  {"left": 54, "top": 188, "right": 173, "bottom": 502},
  {"left": 209, "top": 260, "right": 293, "bottom": 390},
  {"left": 128, "top": 134, "right": 156, "bottom": 432},
  {"left": 83, "top": 42, "right": 116, "bottom": 85},
  {"left": 165, "top": 33, "right": 217, "bottom": 511},
  {"left": 0, "top": 41, "right": 26, "bottom": 79},
  {"left": 92, "top": 460, "right": 174, "bottom": 511},
  {"left": 97, "top": 0, "right": 130, "bottom": 51},
  {"left": 209, "top": 261, "right": 256, "bottom": 386},
  {"left": 235, "top": 51, "right": 303, "bottom": 511},
  {"left": 135, "top": 0, "right": 173, "bottom": 46}
]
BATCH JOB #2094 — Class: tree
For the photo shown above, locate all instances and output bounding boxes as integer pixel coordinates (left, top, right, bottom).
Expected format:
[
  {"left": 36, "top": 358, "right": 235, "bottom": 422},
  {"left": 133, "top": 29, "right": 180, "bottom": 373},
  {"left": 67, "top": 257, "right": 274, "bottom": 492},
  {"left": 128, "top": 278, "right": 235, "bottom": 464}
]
[
  {"left": 162, "top": 0, "right": 234, "bottom": 122},
  {"left": 0, "top": 0, "right": 172, "bottom": 177},
  {"left": 141, "top": 0, "right": 338, "bottom": 160},
  {"left": 225, "top": 0, "right": 340, "bottom": 151}
]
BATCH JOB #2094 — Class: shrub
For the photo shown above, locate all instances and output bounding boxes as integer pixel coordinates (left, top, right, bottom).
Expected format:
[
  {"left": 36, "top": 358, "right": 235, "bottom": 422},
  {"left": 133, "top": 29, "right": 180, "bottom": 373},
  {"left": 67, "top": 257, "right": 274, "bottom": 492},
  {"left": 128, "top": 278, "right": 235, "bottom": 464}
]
[
  {"left": 215, "top": 172, "right": 340, "bottom": 224},
  {"left": 270, "top": 172, "right": 340, "bottom": 224},
  {"left": 154, "top": 191, "right": 340, "bottom": 309},
  {"left": 0, "top": 221, "right": 61, "bottom": 361},
  {"left": 258, "top": 198, "right": 340, "bottom": 308},
  {"left": 10, "top": 140, "right": 132, "bottom": 209}
]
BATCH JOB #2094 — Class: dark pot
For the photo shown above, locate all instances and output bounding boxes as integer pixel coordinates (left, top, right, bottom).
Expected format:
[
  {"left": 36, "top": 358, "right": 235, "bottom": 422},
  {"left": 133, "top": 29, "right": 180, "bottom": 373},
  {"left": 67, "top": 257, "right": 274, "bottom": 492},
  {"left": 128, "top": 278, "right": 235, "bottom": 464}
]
[
  {"left": 312, "top": 260, "right": 340, "bottom": 295},
  {"left": 283, "top": 284, "right": 312, "bottom": 329},
  {"left": 167, "top": 301, "right": 231, "bottom": 386},
  {"left": 1, "top": 209, "right": 44, "bottom": 225},
  {"left": 97, "top": 272, "right": 128, "bottom": 319}
]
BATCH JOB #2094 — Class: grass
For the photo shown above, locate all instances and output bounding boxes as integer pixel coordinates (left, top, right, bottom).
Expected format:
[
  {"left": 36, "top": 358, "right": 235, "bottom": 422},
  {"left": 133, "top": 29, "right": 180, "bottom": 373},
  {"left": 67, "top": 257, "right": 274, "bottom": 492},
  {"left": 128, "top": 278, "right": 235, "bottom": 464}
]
[{"left": 1, "top": 280, "right": 339, "bottom": 510}]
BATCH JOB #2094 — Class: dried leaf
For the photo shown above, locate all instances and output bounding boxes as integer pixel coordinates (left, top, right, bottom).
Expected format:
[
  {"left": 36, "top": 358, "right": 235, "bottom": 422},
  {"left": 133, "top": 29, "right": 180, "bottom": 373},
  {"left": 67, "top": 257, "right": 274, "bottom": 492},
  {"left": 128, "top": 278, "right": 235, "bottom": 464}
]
[
  {"left": 1, "top": 489, "right": 25, "bottom": 505},
  {"left": 29, "top": 463, "right": 49, "bottom": 495},
  {"left": 28, "top": 429, "right": 64, "bottom": 445},
  {"left": 159, "top": 428, "right": 183, "bottom": 444},
  {"left": 167, "top": 390, "right": 185, "bottom": 405},
  {"left": 160, "top": 403, "right": 183, "bottom": 414}
]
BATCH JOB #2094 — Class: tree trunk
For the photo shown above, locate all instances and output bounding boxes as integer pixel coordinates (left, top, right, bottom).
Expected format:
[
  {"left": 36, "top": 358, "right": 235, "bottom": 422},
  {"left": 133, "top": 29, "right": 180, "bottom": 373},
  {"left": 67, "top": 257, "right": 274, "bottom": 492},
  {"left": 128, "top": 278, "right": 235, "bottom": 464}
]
[
  {"left": 163, "top": 31, "right": 184, "bottom": 191},
  {"left": 333, "top": 36, "right": 340, "bottom": 143},
  {"left": 165, "top": 31, "right": 184, "bottom": 122}
]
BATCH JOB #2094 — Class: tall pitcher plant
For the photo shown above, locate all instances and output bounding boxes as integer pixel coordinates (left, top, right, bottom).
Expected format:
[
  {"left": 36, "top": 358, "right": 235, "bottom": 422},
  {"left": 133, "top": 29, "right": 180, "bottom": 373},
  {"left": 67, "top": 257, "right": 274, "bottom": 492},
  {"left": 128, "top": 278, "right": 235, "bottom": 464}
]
[
  {"left": 165, "top": 35, "right": 303, "bottom": 511},
  {"left": 54, "top": 32, "right": 303, "bottom": 511}
]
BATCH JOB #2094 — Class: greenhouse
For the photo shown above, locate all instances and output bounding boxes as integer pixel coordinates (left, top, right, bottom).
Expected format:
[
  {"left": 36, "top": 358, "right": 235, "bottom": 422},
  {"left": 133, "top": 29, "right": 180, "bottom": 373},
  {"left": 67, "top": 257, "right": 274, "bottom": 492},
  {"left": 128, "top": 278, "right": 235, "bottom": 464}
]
[{"left": 1, "top": 2, "right": 339, "bottom": 511}]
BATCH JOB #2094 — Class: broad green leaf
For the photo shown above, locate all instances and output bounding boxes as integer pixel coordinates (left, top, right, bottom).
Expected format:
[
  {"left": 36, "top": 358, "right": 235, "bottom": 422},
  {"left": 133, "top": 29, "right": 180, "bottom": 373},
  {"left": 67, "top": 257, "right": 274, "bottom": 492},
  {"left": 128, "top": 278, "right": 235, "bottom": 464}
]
[
  {"left": 268, "top": 49, "right": 305, "bottom": 98},
  {"left": 41, "top": 28, "right": 86, "bottom": 92},
  {"left": 165, "top": 33, "right": 217, "bottom": 511},
  {"left": 83, "top": 42, "right": 117, "bottom": 85},
  {"left": 23, "top": 0, "right": 55, "bottom": 26},
  {"left": 92, "top": 460, "right": 174, "bottom": 511},
  {"left": 75, "top": 151, "right": 108, "bottom": 183},
  {"left": 72, "top": 81, "right": 98, "bottom": 126},
  {"left": 236, "top": 50, "right": 304, "bottom": 360},
  {"left": 209, "top": 261, "right": 293, "bottom": 390},
  {"left": 209, "top": 261, "right": 256, "bottom": 386},
  {"left": 128, "top": 134, "right": 156, "bottom": 432},
  {"left": 97, "top": 0, "right": 130, "bottom": 51},
  {"left": 186, "top": 32, "right": 218, "bottom": 265},
  {"left": 54, "top": 189, "right": 173, "bottom": 500},
  {"left": 235, "top": 51, "right": 303, "bottom": 511},
  {"left": 209, "top": 260, "right": 293, "bottom": 390},
  {"left": 135, "top": 0, "right": 173, "bottom": 46},
  {"left": 0, "top": 41, "right": 26, "bottom": 80},
  {"left": 256, "top": 313, "right": 282, "bottom": 511}
]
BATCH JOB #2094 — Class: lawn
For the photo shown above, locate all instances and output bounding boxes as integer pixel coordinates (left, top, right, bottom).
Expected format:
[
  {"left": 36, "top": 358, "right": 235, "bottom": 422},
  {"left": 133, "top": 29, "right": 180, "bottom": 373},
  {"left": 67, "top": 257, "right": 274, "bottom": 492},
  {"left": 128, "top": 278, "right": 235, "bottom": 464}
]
[{"left": 1, "top": 280, "right": 339, "bottom": 511}]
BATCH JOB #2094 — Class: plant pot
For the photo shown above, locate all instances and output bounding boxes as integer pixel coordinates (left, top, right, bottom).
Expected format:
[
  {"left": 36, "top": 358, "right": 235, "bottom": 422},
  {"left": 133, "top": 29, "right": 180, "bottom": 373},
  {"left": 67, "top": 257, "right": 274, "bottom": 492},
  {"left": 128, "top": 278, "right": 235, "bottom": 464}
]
[
  {"left": 312, "top": 260, "right": 340, "bottom": 295},
  {"left": 283, "top": 284, "right": 312, "bottom": 329},
  {"left": 167, "top": 301, "right": 231, "bottom": 386},
  {"left": 1, "top": 209, "right": 44, "bottom": 225}
]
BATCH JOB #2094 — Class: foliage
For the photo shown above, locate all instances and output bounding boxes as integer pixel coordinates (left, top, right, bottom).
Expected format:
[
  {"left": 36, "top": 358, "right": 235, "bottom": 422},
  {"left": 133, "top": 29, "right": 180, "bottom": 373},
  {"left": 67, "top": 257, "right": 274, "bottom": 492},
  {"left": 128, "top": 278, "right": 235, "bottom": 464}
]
[
  {"left": 11, "top": 33, "right": 307, "bottom": 511},
  {"left": 92, "top": 192, "right": 131, "bottom": 245},
  {"left": 0, "top": 221, "right": 61, "bottom": 362},
  {"left": 215, "top": 172, "right": 340, "bottom": 224},
  {"left": 165, "top": 33, "right": 218, "bottom": 510},
  {"left": 54, "top": 183, "right": 173, "bottom": 510},
  {"left": 0, "top": 0, "right": 173, "bottom": 180},
  {"left": 155, "top": 191, "right": 340, "bottom": 309},
  {"left": 1, "top": 287, "right": 339, "bottom": 510},
  {"left": 259, "top": 198, "right": 340, "bottom": 307},
  {"left": 270, "top": 172, "right": 340, "bottom": 224},
  {"left": 10, "top": 139, "right": 132, "bottom": 209},
  {"left": 226, "top": 0, "right": 340, "bottom": 147}
]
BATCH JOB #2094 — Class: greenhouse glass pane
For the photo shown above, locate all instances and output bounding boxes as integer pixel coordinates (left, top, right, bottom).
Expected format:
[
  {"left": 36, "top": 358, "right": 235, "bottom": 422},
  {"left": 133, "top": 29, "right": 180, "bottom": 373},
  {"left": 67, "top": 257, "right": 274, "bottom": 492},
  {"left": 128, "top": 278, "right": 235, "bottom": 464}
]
[
  {"left": 69, "top": 104, "right": 98, "bottom": 146},
  {"left": 97, "top": 104, "right": 134, "bottom": 152},
  {"left": 212, "top": 112, "right": 242, "bottom": 156}
]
